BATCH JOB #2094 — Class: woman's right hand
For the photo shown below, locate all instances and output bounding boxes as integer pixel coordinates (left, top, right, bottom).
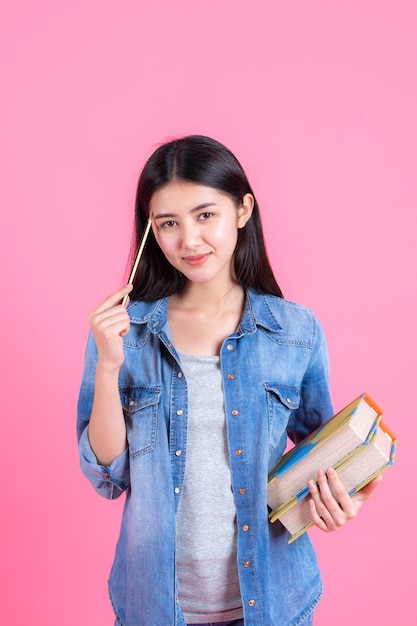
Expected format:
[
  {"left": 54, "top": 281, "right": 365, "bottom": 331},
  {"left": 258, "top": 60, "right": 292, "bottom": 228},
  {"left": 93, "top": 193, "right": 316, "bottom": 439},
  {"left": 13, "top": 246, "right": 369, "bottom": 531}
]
[{"left": 88, "top": 284, "right": 133, "bottom": 371}]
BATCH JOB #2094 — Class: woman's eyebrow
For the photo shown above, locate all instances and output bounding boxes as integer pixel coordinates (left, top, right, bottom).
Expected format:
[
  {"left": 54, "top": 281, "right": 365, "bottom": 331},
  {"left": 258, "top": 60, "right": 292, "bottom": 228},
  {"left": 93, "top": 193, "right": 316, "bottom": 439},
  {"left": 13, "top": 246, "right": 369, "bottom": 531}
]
[{"left": 153, "top": 202, "right": 217, "bottom": 220}]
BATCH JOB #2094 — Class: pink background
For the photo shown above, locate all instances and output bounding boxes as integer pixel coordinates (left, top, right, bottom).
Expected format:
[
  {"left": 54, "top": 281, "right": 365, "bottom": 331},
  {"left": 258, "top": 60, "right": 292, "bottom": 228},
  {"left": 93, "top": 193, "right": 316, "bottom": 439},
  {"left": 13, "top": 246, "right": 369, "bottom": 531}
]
[{"left": 1, "top": 1, "right": 415, "bottom": 624}]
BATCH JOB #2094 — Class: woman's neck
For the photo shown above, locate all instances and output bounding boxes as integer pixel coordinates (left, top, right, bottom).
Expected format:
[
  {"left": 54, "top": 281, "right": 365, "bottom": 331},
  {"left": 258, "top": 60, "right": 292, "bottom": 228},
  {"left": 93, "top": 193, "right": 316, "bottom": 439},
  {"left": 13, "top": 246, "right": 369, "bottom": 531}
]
[
  {"left": 167, "top": 281, "right": 246, "bottom": 356},
  {"left": 170, "top": 280, "right": 244, "bottom": 316}
]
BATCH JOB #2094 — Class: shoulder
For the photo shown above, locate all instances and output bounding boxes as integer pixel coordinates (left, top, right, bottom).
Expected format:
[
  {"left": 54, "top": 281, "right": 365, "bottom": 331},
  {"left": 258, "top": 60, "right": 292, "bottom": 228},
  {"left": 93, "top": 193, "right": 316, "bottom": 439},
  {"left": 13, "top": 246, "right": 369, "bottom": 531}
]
[
  {"left": 247, "top": 290, "right": 321, "bottom": 338},
  {"left": 247, "top": 292, "right": 330, "bottom": 372}
]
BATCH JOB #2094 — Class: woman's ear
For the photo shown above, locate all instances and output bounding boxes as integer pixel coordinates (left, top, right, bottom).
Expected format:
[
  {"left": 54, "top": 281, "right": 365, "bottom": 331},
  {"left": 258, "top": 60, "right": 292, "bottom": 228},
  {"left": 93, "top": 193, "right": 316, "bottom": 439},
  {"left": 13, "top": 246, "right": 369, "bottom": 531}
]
[{"left": 237, "top": 193, "right": 254, "bottom": 228}]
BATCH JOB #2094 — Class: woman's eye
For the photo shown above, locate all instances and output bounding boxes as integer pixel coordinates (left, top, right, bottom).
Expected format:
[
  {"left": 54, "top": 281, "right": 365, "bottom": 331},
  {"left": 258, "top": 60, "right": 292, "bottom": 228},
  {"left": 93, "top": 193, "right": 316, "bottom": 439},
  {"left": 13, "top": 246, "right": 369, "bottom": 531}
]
[
  {"left": 161, "top": 220, "right": 177, "bottom": 229},
  {"left": 198, "top": 212, "right": 213, "bottom": 221}
]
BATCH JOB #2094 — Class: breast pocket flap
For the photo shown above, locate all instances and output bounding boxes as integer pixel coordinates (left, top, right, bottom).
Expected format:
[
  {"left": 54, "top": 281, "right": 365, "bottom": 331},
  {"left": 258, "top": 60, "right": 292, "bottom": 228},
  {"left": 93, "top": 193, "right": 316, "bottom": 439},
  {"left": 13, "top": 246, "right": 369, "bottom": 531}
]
[
  {"left": 120, "top": 386, "right": 161, "bottom": 413},
  {"left": 264, "top": 384, "right": 301, "bottom": 410}
]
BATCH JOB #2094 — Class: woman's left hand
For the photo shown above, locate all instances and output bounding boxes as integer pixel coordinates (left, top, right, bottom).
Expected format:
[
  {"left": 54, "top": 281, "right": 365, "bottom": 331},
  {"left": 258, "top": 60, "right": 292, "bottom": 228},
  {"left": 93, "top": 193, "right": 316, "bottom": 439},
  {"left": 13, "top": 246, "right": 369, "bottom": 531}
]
[{"left": 308, "top": 467, "right": 383, "bottom": 533}]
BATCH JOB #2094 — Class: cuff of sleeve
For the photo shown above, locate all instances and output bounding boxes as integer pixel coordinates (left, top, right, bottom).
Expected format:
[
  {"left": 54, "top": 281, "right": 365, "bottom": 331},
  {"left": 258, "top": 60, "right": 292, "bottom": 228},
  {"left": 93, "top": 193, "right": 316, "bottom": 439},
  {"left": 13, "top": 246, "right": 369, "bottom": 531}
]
[{"left": 79, "top": 427, "right": 130, "bottom": 499}]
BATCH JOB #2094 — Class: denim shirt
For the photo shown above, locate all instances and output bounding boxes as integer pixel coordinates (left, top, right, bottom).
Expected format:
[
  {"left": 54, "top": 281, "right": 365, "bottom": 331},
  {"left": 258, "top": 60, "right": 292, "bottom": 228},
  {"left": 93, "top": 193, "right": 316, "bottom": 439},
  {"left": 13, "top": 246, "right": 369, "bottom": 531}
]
[{"left": 77, "top": 289, "right": 333, "bottom": 626}]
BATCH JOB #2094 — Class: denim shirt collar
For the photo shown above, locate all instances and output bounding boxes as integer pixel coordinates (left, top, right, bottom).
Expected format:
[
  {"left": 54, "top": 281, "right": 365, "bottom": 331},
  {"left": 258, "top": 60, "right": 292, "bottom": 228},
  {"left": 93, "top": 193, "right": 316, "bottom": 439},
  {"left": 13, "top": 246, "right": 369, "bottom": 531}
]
[{"left": 127, "top": 288, "right": 284, "bottom": 337}]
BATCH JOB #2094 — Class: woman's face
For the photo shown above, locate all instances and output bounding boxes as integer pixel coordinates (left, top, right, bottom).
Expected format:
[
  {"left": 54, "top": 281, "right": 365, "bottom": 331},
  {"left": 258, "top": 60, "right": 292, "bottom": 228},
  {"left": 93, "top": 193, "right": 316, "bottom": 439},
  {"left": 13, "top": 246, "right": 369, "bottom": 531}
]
[{"left": 149, "top": 181, "right": 253, "bottom": 288}]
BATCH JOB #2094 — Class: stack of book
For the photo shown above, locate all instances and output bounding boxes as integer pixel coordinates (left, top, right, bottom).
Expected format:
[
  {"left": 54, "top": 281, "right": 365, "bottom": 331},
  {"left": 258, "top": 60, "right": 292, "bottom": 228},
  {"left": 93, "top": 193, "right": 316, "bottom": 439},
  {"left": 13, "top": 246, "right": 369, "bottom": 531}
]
[{"left": 267, "top": 393, "right": 396, "bottom": 543}]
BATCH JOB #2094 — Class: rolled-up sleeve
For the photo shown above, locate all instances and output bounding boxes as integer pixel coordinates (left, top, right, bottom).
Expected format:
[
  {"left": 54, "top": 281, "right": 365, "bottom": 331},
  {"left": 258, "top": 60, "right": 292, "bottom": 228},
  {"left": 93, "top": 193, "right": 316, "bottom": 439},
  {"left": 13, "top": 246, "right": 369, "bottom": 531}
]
[{"left": 77, "top": 332, "right": 130, "bottom": 499}]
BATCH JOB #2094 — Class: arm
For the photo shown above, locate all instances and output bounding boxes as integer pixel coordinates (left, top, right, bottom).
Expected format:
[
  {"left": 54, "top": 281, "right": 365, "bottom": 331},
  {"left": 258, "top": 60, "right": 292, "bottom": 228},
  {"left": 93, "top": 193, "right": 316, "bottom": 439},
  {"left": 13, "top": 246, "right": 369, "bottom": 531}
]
[
  {"left": 88, "top": 285, "right": 131, "bottom": 465},
  {"left": 286, "top": 312, "right": 382, "bottom": 532},
  {"left": 87, "top": 285, "right": 133, "bottom": 465},
  {"left": 77, "top": 284, "right": 133, "bottom": 498}
]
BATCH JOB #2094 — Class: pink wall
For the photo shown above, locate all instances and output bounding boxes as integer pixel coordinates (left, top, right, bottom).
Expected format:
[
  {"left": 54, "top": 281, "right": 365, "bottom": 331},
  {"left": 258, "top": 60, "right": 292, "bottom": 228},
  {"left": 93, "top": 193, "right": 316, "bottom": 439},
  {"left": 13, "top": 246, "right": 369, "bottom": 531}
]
[{"left": 1, "top": 1, "right": 415, "bottom": 624}]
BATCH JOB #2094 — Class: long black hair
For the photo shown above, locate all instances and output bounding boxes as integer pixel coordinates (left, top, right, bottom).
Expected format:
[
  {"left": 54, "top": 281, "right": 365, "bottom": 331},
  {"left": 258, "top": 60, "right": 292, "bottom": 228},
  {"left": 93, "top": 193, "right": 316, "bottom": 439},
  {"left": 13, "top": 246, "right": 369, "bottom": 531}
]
[{"left": 129, "top": 135, "right": 283, "bottom": 300}]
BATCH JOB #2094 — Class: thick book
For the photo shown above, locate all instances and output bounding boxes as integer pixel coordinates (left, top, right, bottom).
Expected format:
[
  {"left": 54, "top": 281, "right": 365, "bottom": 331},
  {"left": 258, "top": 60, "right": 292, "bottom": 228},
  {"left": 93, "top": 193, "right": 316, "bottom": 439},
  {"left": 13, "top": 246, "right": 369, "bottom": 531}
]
[
  {"left": 270, "top": 419, "right": 396, "bottom": 542},
  {"left": 267, "top": 393, "right": 383, "bottom": 513}
]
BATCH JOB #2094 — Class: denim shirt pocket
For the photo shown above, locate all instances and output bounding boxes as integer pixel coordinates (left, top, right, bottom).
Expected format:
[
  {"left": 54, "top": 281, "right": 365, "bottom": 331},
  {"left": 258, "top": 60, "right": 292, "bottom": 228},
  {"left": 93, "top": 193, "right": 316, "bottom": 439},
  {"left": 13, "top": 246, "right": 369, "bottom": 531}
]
[
  {"left": 265, "top": 384, "right": 301, "bottom": 455},
  {"left": 120, "top": 386, "right": 161, "bottom": 459}
]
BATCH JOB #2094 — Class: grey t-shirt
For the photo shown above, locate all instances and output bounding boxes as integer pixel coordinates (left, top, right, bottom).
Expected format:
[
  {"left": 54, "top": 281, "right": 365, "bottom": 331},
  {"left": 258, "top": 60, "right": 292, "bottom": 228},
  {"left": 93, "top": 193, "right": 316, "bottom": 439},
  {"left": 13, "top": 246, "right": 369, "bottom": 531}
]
[{"left": 175, "top": 350, "right": 243, "bottom": 624}]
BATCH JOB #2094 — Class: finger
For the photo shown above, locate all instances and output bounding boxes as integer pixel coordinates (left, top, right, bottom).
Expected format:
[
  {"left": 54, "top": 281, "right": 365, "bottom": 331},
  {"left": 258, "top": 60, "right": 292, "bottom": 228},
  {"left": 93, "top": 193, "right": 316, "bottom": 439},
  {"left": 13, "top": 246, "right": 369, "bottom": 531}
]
[
  {"left": 95, "top": 310, "right": 130, "bottom": 336},
  {"left": 308, "top": 473, "right": 339, "bottom": 530},
  {"left": 307, "top": 486, "right": 329, "bottom": 531},
  {"left": 325, "top": 467, "right": 357, "bottom": 521},
  {"left": 91, "top": 284, "right": 133, "bottom": 316},
  {"left": 95, "top": 306, "right": 130, "bottom": 326},
  {"left": 309, "top": 470, "right": 349, "bottom": 530},
  {"left": 88, "top": 288, "right": 132, "bottom": 329},
  {"left": 98, "top": 315, "right": 130, "bottom": 336},
  {"left": 89, "top": 306, "right": 129, "bottom": 333},
  {"left": 315, "top": 469, "right": 343, "bottom": 516}
]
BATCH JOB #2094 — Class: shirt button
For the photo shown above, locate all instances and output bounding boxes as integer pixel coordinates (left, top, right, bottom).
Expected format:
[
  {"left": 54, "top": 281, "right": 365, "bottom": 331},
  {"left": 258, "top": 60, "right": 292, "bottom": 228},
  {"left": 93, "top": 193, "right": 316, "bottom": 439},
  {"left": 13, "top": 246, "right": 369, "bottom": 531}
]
[
  {"left": 231, "top": 409, "right": 238, "bottom": 415},
  {"left": 286, "top": 398, "right": 292, "bottom": 404},
  {"left": 243, "top": 561, "right": 250, "bottom": 568},
  {"left": 129, "top": 400, "right": 135, "bottom": 407},
  {"left": 174, "top": 487, "right": 180, "bottom": 494},
  {"left": 175, "top": 449, "right": 182, "bottom": 456},
  {"left": 239, "top": 488, "right": 246, "bottom": 495},
  {"left": 177, "top": 372, "right": 183, "bottom": 378},
  {"left": 227, "top": 373, "right": 235, "bottom": 380},
  {"left": 226, "top": 344, "right": 233, "bottom": 351},
  {"left": 242, "top": 524, "right": 249, "bottom": 531},
  {"left": 235, "top": 449, "right": 242, "bottom": 456},
  {"left": 103, "top": 473, "right": 110, "bottom": 481},
  {"left": 176, "top": 409, "right": 184, "bottom": 415},
  {"left": 248, "top": 599, "right": 256, "bottom": 607}
]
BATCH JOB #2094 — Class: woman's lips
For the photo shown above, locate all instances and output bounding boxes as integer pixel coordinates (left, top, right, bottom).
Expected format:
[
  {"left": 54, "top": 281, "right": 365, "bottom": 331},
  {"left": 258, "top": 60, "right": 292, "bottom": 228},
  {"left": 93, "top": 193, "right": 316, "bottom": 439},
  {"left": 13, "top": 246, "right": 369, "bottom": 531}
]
[{"left": 183, "top": 253, "right": 211, "bottom": 266}]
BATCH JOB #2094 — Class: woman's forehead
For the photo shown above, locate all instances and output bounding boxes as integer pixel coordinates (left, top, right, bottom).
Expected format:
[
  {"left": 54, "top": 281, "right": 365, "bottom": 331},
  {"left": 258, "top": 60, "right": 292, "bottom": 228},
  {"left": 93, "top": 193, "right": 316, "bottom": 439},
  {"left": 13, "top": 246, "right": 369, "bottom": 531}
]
[{"left": 150, "top": 181, "right": 229, "bottom": 214}]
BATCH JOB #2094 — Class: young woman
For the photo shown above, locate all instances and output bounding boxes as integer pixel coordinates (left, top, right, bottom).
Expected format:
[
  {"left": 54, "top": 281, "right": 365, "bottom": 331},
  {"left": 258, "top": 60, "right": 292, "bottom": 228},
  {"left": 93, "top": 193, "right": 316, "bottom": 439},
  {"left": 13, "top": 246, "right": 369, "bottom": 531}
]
[{"left": 77, "top": 135, "right": 380, "bottom": 626}]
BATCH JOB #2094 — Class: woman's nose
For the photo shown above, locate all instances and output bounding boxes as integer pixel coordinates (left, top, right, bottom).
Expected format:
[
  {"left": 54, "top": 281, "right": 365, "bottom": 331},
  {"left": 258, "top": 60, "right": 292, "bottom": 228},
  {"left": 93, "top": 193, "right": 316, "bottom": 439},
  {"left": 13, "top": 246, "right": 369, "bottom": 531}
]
[{"left": 181, "top": 222, "right": 202, "bottom": 250}]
